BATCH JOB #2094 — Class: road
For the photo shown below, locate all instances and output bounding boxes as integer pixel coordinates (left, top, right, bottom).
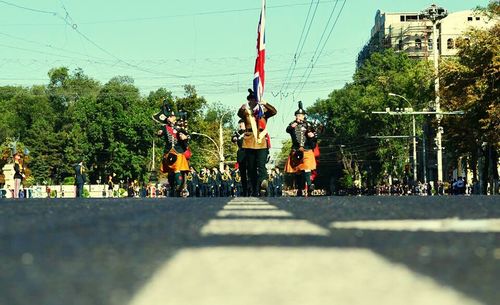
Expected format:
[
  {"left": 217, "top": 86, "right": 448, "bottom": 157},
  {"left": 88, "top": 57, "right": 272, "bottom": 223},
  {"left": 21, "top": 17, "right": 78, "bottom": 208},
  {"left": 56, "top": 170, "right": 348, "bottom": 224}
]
[{"left": 0, "top": 196, "right": 499, "bottom": 305}]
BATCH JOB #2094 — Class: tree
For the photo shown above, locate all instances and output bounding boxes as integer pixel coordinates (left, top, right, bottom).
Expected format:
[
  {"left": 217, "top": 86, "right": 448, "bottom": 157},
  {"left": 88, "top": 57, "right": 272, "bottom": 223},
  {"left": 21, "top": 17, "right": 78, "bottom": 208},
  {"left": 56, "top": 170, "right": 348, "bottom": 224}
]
[
  {"left": 440, "top": 3, "right": 499, "bottom": 193},
  {"left": 308, "top": 49, "right": 433, "bottom": 190}
]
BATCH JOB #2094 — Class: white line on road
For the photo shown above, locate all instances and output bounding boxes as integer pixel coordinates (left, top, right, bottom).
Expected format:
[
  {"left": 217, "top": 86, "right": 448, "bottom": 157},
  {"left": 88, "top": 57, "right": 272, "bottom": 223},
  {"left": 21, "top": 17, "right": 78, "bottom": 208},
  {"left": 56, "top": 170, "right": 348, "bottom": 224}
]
[
  {"left": 201, "top": 218, "right": 329, "bottom": 236},
  {"left": 216, "top": 209, "right": 293, "bottom": 217},
  {"left": 128, "top": 199, "right": 485, "bottom": 305},
  {"left": 129, "top": 247, "right": 481, "bottom": 305},
  {"left": 202, "top": 198, "right": 328, "bottom": 236},
  {"left": 330, "top": 218, "right": 500, "bottom": 232},
  {"left": 222, "top": 205, "right": 278, "bottom": 210}
]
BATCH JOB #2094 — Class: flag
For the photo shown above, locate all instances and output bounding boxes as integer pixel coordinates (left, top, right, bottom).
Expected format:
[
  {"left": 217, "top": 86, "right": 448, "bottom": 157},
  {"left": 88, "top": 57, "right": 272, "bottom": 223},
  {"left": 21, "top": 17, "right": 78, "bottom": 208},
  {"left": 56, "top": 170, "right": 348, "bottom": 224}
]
[{"left": 253, "top": 0, "right": 266, "bottom": 117}]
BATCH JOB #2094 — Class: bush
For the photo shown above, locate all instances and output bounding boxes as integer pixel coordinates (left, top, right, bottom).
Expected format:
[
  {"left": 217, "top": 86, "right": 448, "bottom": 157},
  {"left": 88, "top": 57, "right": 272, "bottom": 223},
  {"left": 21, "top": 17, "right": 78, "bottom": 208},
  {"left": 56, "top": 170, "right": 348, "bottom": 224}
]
[
  {"left": 63, "top": 176, "right": 75, "bottom": 185},
  {"left": 24, "top": 176, "right": 35, "bottom": 188},
  {"left": 83, "top": 188, "right": 90, "bottom": 198}
]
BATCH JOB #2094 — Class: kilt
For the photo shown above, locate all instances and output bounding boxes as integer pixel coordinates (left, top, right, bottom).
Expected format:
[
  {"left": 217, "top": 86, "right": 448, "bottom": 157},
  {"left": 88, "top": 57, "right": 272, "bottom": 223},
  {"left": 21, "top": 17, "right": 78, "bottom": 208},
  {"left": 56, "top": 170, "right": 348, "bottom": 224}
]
[
  {"left": 285, "top": 149, "right": 316, "bottom": 173},
  {"left": 161, "top": 148, "right": 190, "bottom": 173}
]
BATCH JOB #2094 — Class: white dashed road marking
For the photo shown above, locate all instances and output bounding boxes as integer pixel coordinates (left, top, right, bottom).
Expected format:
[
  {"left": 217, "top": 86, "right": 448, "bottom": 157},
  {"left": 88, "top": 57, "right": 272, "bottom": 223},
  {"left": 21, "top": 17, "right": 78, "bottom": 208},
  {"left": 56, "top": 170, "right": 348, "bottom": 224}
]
[
  {"left": 128, "top": 198, "right": 484, "bottom": 305},
  {"left": 330, "top": 218, "right": 500, "bottom": 232}
]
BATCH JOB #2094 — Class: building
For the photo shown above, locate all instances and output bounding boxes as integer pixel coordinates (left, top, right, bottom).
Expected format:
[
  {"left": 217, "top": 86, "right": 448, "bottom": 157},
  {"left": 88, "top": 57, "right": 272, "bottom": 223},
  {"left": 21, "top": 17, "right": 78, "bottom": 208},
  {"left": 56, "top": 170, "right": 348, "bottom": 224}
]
[
  {"left": 356, "top": 6, "right": 498, "bottom": 189},
  {"left": 357, "top": 9, "right": 496, "bottom": 66}
]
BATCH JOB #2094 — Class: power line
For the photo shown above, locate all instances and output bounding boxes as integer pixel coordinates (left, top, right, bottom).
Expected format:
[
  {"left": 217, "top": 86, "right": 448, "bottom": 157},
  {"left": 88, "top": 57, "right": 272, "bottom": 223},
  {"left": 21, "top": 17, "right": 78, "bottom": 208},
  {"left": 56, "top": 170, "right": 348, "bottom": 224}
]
[
  {"left": 279, "top": 0, "right": 320, "bottom": 95},
  {"left": 0, "top": 1, "right": 339, "bottom": 26},
  {"left": 0, "top": 0, "right": 186, "bottom": 79},
  {"left": 77, "top": 1, "right": 338, "bottom": 25},
  {"left": 0, "top": 0, "right": 57, "bottom": 15},
  {"left": 295, "top": 0, "right": 348, "bottom": 96}
]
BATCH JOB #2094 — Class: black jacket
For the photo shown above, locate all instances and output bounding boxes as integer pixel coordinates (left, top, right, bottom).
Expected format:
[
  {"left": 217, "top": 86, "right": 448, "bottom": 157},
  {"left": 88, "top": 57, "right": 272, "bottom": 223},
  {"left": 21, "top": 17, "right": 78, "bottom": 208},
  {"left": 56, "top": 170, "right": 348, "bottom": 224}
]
[{"left": 13, "top": 162, "right": 23, "bottom": 180}]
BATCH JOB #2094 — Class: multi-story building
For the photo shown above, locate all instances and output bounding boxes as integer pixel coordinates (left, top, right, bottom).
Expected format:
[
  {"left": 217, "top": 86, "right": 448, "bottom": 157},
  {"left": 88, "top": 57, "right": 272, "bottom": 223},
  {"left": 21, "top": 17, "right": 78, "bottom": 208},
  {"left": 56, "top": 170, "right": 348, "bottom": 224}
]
[{"left": 357, "top": 9, "right": 495, "bottom": 66}]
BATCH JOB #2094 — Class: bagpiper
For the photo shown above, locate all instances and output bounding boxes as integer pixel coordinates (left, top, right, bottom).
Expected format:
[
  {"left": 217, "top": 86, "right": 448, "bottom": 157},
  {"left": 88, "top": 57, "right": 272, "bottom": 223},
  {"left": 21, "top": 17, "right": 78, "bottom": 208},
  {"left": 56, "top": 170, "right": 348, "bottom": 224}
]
[
  {"left": 284, "top": 101, "right": 317, "bottom": 197},
  {"left": 153, "top": 99, "right": 191, "bottom": 197},
  {"left": 237, "top": 88, "right": 277, "bottom": 196}
]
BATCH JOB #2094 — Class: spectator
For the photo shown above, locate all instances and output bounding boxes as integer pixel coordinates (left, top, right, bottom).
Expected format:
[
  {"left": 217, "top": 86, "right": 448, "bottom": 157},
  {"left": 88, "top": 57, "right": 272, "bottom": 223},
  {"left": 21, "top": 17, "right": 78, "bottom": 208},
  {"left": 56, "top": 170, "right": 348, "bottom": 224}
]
[
  {"left": 74, "top": 160, "right": 86, "bottom": 198},
  {"left": 13, "top": 153, "right": 25, "bottom": 199},
  {"left": 107, "top": 175, "right": 114, "bottom": 198}
]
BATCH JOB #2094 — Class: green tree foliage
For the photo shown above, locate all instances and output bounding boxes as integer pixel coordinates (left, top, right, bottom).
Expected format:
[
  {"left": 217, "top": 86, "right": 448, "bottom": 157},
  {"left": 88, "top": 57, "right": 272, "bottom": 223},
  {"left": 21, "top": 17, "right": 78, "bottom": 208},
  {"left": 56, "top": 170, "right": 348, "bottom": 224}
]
[
  {"left": 440, "top": 2, "right": 499, "bottom": 190},
  {"left": 0, "top": 67, "right": 239, "bottom": 184},
  {"left": 188, "top": 102, "right": 237, "bottom": 170},
  {"left": 308, "top": 49, "right": 433, "bottom": 187},
  {"left": 440, "top": 9, "right": 499, "bottom": 152}
]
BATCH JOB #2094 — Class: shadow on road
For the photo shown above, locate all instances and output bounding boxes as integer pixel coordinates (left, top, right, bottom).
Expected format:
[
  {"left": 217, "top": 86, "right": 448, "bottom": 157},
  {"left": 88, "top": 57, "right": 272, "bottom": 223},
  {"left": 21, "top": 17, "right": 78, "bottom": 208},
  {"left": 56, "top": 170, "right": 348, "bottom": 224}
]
[{"left": 0, "top": 196, "right": 498, "bottom": 305}]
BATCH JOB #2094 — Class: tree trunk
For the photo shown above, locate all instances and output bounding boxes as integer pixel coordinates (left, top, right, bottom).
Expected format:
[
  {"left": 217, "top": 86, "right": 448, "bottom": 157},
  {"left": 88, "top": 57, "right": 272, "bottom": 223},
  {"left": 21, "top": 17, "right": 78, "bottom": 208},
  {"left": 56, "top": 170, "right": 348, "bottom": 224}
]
[
  {"left": 489, "top": 145, "right": 498, "bottom": 195},
  {"left": 478, "top": 144, "right": 487, "bottom": 195}
]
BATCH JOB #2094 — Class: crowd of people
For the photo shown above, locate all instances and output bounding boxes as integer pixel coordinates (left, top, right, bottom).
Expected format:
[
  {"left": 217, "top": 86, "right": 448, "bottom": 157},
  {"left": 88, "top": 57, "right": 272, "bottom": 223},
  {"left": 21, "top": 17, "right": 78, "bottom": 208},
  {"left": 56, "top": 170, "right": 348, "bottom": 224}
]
[
  {"left": 6, "top": 88, "right": 492, "bottom": 199},
  {"left": 336, "top": 177, "right": 483, "bottom": 196},
  {"left": 123, "top": 166, "right": 284, "bottom": 198}
]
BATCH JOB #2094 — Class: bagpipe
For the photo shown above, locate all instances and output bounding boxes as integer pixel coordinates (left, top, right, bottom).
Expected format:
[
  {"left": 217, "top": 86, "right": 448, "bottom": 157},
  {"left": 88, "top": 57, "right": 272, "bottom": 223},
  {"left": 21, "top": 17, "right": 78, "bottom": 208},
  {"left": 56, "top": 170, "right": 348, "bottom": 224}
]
[
  {"left": 221, "top": 171, "right": 232, "bottom": 182},
  {"left": 234, "top": 172, "right": 242, "bottom": 183},
  {"left": 289, "top": 116, "right": 324, "bottom": 167},
  {"left": 175, "top": 110, "right": 189, "bottom": 139}
]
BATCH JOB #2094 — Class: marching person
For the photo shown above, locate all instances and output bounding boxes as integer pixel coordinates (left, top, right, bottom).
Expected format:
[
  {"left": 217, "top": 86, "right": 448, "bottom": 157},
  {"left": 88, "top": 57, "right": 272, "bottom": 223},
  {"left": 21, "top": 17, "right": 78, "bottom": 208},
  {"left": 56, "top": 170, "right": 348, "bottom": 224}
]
[
  {"left": 237, "top": 88, "right": 277, "bottom": 196},
  {"left": 154, "top": 100, "right": 191, "bottom": 197},
  {"left": 13, "top": 153, "right": 25, "bottom": 199},
  {"left": 232, "top": 119, "right": 249, "bottom": 196},
  {"left": 233, "top": 166, "right": 243, "bottom": 196},
  {"left": 211, "top": 167, "right": 222, "bottom": 197},
  {"left": 221, "top": 164, "right": 233, "bottom": 197},
  {"left": 199, "top": 167, "right": 210, "bottom": 197},
  {"left": 186, "top": 166, "right": 199, "bottom": 197},
  {"left": 273, "top": 167, "right": 283, "bottom": 197},
  {"left": 285, "top": 101, "right": 317, "bottom": 197}
]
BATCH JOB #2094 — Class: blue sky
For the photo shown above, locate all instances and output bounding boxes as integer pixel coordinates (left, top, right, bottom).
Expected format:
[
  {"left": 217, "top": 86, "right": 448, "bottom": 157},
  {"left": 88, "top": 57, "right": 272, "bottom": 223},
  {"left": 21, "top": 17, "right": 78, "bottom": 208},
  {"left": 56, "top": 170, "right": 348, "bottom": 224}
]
[{"left": 0, "top": 0, "right": 489, "bottom": 155}]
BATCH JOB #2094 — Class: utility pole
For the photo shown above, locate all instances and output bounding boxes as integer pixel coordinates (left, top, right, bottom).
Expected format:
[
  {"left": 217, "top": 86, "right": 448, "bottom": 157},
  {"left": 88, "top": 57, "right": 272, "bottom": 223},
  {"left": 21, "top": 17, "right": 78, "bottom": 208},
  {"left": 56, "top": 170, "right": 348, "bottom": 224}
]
[
  {"left": 421, "top": 4, "right": 448, "bottom": 183},
  {"left": 193, "top": 110, "right": 234, "bottom": 172},
  {"left": 219, "top": 110, "right": 234, "bottom": 171},
  {"left": 371, "top": 108, "right": 463, "bottom": 183},
  {"left": 389, "top": 93, "right": 417, "bottom": 182}
]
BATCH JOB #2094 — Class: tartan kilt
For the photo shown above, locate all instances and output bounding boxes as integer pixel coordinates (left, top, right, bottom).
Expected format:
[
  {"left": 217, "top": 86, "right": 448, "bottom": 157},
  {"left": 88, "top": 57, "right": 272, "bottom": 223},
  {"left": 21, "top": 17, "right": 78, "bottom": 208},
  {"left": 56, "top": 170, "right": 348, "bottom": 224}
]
[
  {"left": 161, "top": 148, "right": 190, "bottom": 173},
  {"left": 285, "top": 149, "right": 316, "bottom": 173}
]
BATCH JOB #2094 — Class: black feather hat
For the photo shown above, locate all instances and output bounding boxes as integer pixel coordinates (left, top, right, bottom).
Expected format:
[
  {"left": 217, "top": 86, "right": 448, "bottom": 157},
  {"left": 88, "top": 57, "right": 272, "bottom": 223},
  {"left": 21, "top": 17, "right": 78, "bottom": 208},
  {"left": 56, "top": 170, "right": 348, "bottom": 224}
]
[{"left": 294, "top": 101, "right": 306, "bottom": 115}]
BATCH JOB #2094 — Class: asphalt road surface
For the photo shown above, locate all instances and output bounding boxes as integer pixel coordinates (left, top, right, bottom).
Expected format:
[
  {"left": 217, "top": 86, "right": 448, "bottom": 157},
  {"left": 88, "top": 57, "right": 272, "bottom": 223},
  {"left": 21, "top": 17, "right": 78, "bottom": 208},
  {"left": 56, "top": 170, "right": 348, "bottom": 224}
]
[{"left": 1, "top": 196, "right": 499, "bottom": 305}]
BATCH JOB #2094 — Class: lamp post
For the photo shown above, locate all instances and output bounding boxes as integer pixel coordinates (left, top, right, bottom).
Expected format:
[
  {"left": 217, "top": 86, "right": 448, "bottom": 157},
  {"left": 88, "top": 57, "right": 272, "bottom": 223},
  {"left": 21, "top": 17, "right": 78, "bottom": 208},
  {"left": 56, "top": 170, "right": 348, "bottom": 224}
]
[
  {"left": 219, "top": 110, "right": 233, "bottom": 171},
  {"left": 191, "top": 131, "right": 222, "bottom": 169},
  {"left": 389, "top": 93, "right": 417, "bottom": 182},
  {"left": 421, "top": 4, "right": 448, "bottom": 183},
  {"left": 193, "top": 110, "right": 234, "bottom": 171}
]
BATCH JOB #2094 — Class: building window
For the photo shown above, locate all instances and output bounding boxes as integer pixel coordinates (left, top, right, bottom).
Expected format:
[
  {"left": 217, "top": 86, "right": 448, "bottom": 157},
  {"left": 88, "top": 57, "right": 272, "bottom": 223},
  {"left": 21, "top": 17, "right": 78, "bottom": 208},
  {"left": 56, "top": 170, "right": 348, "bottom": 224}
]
[
  {"left": 400, "top": 15, "right": 405, "bottom": 22},
  {"left": 428, "top": 39, "right": 433, "bottom": 50},
  {"left": 447, "top": 38, "right": 454, "bottom": 49},
  {"left": 467, "top": 16, "right": 473, "bottom": 21},
  {"left": 406, "top": 15, "right": 418, "bottom": 21},
  {"left": 415, "top": 39, "right": 422, "bottom": 50},
  {"left": 398, "top": 40, "right": 403, "bottom": 50},
  {"left": 476, "top": 16, "right": 480, "bottom": 21}
]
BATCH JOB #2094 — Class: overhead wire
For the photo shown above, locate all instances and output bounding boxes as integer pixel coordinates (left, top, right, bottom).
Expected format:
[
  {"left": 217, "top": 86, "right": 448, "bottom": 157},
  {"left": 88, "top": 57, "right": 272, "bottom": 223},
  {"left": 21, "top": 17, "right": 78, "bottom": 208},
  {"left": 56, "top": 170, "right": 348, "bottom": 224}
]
[
  {"left": 294, "top": 0, "right": 348, "bottom": 96},
  {"left": 0, "top": 0, "right": 187, "bottom": 79},
  {"left": 278, "top": 0, "right": 318, "bottom": 95}
]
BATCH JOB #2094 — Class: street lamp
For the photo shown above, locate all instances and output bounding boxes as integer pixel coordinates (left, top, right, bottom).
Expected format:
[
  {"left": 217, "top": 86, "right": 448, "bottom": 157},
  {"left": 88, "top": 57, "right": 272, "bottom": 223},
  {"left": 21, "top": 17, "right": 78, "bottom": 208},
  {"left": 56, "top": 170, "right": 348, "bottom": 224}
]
[
  {"left": 421, "top": 4, "right": 448, "bottom": 183},
  {"left": 191, "top": 131, "right": 221, "bottom": 166},
  {"left": 193, "top": 110, "right": 234, "bottom": 171},
  {"left": 219, "top": 110, "right": 233, "bottom": 171},
  {"left": 389, "top": 93, "right": 417, "bottom": 182}
]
